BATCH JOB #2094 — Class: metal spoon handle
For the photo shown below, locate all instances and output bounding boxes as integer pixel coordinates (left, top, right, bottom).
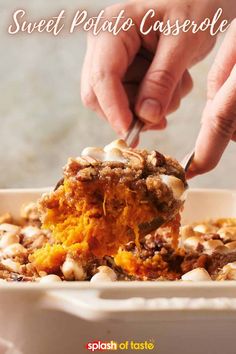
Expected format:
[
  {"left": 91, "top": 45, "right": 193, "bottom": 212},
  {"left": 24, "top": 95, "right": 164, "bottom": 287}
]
[
  {"left": 124, "top": 118, "right": 144, "bottom": 147},
  {"left": 181, "top": 149, "right": 195, "bottom": 172}
]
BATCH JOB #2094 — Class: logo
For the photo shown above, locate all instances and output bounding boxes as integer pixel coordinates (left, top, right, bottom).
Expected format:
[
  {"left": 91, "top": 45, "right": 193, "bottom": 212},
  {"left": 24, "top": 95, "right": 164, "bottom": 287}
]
[
  {"left": 86, "top": 341, "right": 117, "bottom": 352},
  {"left": 86, "top": 340, "right": 156, "bottom": 351}
]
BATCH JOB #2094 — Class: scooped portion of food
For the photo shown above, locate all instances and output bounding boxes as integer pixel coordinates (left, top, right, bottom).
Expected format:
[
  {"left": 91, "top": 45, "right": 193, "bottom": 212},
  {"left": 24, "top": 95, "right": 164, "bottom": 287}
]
[{"left": 32, "top": 140, "right": 187, "bottom": 273}]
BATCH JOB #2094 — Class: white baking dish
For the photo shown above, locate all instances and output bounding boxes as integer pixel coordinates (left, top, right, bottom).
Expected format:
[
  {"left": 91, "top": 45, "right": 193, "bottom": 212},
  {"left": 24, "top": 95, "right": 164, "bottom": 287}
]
[{"left": 0, "top": 188, "right": 236, "bottom": 354}]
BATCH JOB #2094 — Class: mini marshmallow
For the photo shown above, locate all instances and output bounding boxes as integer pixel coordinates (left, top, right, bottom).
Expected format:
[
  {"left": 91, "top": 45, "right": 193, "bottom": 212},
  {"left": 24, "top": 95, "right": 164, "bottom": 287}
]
[
  {"left": 20, "top": 202, "right": 39, "bottom": 220},
  {"left": 215, "top": 245, "right": 231, "bottom": 254},
  {"left": 39, "top": 275, "right": 62, "bottom": 283},
  {"left": 183, "top": 236, "right": 202, "bottom": 251},
  {"left": 203, "top": 240, "right": 224, "bottom": 255},
  {"left": 218, "top": 226, "right": 236, "bottom": 242},
  {"left": 104, "top": 139, "right": 128, "bottom": 152},
  {"left": 180, "top": 225, "right": 195, "bottom": 241},
  {"left": 226, "top": 262, "right": 236, "bottom": 269},
  {"left": 61, "top": 257, "right": 86, "bottom": 281},
  {"left": 182, "top": 268, "right": 212, "bottom": 281},
  {"left": 21, "top": 226, "right": 41, "bottom": 240},
  {"left": 81, "top": 141, "right": 128, "bottom": 164},
  {"left": 159, "top": 175, "right": 185, "bottom": 200},
  {"left": 0, "top": 223, "right": 20, "bottom": 234},
  {"left": 193, "top": 224, "right": 217, "bottom": 234},
  {"left": 219, "top": 262, "right": 236, "bottom": 280},
  {"left": 225, "top": 241, "right": 236, "bottom": 250},
  {"left": 0, "top": 233, "right": 20, "bottom": 249},
  {"left": 3, "top": 243, "right": 27, "bottom": 257},
  {"left": 1, "top": 259, "right": 21, "bottom": 273},
  {"left": 30, "top": 235, "right": 47, "bottom": 249},
  {"left": 90, "top": 266, "right": 117, "bottom": 283},
  {"left": 104, "top": 148, "right": 127, "bottom": 163},
  {"left": 81, "top": 147, "right": 104, "bottom": 161}
]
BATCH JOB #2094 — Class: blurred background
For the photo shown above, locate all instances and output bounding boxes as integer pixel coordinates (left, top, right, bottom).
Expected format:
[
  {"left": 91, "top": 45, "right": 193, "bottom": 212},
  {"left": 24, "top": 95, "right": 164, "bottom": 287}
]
[{"left": 0, "top": 0, "right": 235, "bottom": 189}]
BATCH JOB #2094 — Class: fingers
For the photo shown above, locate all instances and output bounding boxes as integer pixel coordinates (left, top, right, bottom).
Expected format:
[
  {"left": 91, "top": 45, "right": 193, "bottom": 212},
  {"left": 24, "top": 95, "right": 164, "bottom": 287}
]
[
  {"left": 123, "top": 51, "right": 152, "bottom": 109},
  {"left": 232, "top": 131, "right": 236, "bottom": 142},
  {"left": 124, "top": 69, "right": 192, "bottom": 131},
  {"left": 124, "top": 48, "right": 152, "bottom": 84},
  {"left": 81, "top": 6, "right": 195, "bottom": 135},
  {"left": 135, "top": 34, "right": 192, "bottom": 125},
  {"left": 92, "top": 73, "right": 133, "bottom": 135},
  {"left": 166, "top": 70, "right": 193, "bottom": 115},
  {"left": 81, "top": 28, "right": 140, "bottom": 136},
  {"left": 188, "top": 22, "right": 236, "bottom": 178},
  {"left": 142, "top": 118, "right": 167, "bottom": 131},
  {"left": 188, "top": 64, "right": 236, "bottom": 178},
  {"left": 207, "top": 19, "right": 236, "bottom": 100},
  {"left": 181, "top": 70, "right": 194, "bottom": 98}
]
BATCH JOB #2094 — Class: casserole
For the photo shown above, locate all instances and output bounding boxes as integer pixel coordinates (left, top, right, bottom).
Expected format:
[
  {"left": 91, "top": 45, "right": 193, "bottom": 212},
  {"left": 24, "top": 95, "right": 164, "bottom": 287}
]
[{"left": 0, "top": 188, "right": 236, "bottom": 354}]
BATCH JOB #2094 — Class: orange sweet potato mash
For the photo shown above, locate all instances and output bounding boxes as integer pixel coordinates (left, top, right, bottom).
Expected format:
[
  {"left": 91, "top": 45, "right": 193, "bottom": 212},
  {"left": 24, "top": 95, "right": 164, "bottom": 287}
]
[
  {"left": 31, "top": 141, "right": 186, "bottom": 276},
  {"left": 31, "top": 178, "right": 165, "bottom": 272}
]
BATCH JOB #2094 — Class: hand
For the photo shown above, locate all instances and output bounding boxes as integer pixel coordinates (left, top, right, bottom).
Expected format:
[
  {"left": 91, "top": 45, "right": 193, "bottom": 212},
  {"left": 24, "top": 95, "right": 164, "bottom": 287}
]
[
  {"left": 81, "top": 0, "right": 221, "bottom": 136},
  {"left": 188, "top": 19, "right": 236, "bottom": 178}
]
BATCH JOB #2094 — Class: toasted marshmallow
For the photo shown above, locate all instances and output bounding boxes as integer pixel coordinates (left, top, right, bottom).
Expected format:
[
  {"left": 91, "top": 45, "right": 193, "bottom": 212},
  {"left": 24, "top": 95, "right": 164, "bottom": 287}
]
[
  {"left": 0, "top": 223, "right": 20, "bottom": 234},
  {"left": 21, "top": 226, "right": 41, "bottom": 240},
  {"left": 218, "top": 226, "right": 236, "bottom": 242},
  {"left": 90, "top": 266, "right": 117, "bottom": 283},
  {"left": 0, "top": 223, "right": 20, "bottom": 249},
  {"left": 39, "top": 275, "right": 62, "bottom": 283},
  {"left": 20, "top": 202, "right": 39, "bottom": 220},
  {"left": 61, "top": 257, "right": 86, "bottom": 281},
  {"left": 215, "top": 245, "right": 231, "bottom": 254},
  {"left": 1, "top": 259, "right": 21, "bottom": 273},
  {"left": 193, "top": 224, "right": 217, "bottom": 234},
  {"left": 183, "top": 236, "right": 202, "bottom": 251},
  {"left": 218, "top": 262, "right": 236, "bottom": 280},
  {"left": 203, "top": 240, "right": 224, "bottom": 255},
  {"left": 182, "top": 268, "right": 212, "bottom": 281},
  {"left": 81, "top": 147, "right": 104, "bottom": 161},
  {"left": 104, "top": 139, "right": 128, "bottom": 152},
  {"left": 104, "top": 148, "right": 127, "bottom": 163},
  {"left": 225, "top": 241, "right": 236, "bottom": 250},
  {"left": 226, "top": 262, "right": 236, "bottom": 269},
  {"left": 3, "top": 243, "right": 27, "bottom": 257},
  {"left": 159, "top": 175, "right": 185, "bottom": 200},
  {"left": 81, "top": 140, "right": 128, "bottom": 164},
  {"left": 0, "top": 233, "right": 20, "bottom": 249},
  {"left": 180, "top": 225, "right": 195, "bottom": 241}
]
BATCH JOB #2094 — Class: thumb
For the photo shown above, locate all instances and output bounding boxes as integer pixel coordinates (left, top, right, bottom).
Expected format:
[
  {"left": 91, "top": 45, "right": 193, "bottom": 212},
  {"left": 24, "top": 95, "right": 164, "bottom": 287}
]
[
  {"left": 189, "top": 64, "right": 236, "bottom": 177},
  {"left": 135, "top": 35, "right": 191, "bottom": 124}
]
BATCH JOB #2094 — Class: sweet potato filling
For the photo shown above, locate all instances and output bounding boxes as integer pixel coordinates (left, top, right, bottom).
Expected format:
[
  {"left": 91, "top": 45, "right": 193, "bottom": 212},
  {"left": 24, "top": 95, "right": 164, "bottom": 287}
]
[
  {"left": 32, "top": 178, "right": 170, "bottom": 272},
  {"left": 1, "top": 203, "right": 236, "bottom": 282},
  {"left": 114, "top": 251, "right": 168, "bottom": 278},
  {"left": 30, "top": 140, "right": 186, "bottom": 275},
  {"left": 114, "top": 215, "right": 182, "bottom": 279}
]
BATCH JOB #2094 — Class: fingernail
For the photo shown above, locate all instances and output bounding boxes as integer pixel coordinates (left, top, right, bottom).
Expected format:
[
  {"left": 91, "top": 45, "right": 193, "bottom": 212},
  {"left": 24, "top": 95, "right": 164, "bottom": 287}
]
[{"left": 139, "top": 99, "right": 162, "bottom": 124}]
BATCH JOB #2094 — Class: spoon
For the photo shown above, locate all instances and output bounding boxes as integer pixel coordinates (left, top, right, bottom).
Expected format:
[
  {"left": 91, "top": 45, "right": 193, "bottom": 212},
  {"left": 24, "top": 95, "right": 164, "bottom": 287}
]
[
  {"left": 54, "top": 118, "right": 195, "bottom": 237},
  {"left": 125, "top": 117, "right": 195, "bottom": 171},
  {"left": 137, "top": 150, "right": 195, "bottom": 237},
  {"left": 125, "top": 118, "right": 195, "bottom": 236}
]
